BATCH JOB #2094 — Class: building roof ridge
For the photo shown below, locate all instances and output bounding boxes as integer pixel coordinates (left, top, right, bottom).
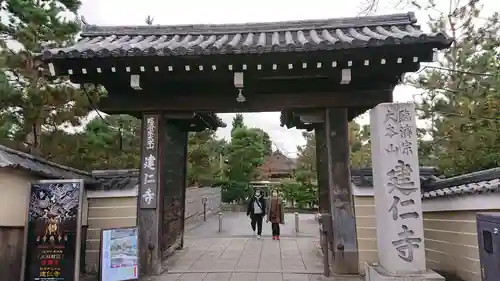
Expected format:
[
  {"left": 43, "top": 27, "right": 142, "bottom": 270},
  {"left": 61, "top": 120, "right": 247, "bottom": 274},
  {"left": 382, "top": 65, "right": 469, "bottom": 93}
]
[{"left": 80, "top": 12, "right": 416, "bottom": 37}]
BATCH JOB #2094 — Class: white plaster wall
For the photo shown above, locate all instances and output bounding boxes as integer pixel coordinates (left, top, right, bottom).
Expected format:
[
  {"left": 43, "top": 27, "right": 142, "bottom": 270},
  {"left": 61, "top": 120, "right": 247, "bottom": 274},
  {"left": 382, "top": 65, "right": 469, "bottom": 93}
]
[{"left": 0, "top": 168, "right": 37, "bottom": 226}]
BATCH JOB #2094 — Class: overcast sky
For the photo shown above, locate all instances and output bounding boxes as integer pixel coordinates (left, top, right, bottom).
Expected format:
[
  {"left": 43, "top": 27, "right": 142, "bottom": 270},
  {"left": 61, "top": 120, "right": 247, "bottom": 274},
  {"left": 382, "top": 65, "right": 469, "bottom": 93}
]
[{"left": 78, "top": 0, "right": 496, "bottom": 157}]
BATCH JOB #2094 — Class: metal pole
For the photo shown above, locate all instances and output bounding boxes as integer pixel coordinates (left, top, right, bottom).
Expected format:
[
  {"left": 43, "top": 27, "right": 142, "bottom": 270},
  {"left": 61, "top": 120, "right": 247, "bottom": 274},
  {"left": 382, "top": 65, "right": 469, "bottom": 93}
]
[
  {"left": 203, "top": 202, "right": 207, "bottom": 221},
  {"left": 202, "top": 197, "right": 207, "bottom": 222},
  {"left": 294, "top": 212, "right": 299, "bottom": 233},
  {"left": 218, "top": 212, "right": 222, "bottom": 232}
]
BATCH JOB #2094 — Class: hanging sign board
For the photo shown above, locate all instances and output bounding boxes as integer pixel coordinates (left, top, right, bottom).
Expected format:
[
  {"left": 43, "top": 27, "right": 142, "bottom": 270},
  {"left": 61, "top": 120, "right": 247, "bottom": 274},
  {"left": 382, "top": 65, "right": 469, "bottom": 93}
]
[
  {"left": 99, "top": 227, "right": 139, "bottom": 281},
  {"left": 21, "top": 179, "right": 84, "bottom": 281}
]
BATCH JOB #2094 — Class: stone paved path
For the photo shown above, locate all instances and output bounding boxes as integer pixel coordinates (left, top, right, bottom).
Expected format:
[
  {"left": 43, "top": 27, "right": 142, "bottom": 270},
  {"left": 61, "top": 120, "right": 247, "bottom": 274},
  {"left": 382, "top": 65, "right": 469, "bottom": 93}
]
[{"left": 157, "top": 212, "right": 362, "bottom": 281}]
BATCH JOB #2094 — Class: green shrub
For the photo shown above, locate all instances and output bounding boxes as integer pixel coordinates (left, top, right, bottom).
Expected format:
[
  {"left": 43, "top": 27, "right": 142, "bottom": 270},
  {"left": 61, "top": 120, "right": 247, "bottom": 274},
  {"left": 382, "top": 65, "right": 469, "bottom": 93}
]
[
  {"left": 220, "top": 181, "right": 252, "bottom": 203},
  {"left": 280, "top": 181, "right": 318, "bottom": 209}
]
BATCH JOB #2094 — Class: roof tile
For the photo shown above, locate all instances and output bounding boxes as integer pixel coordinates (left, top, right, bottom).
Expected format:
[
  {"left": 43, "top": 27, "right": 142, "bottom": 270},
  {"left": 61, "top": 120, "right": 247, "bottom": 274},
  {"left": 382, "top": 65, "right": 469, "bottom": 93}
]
[
  {"left": 0, "top": 144, "right": 95, "bottom": 183},
  {"left": 421, "top": 168, "right": 500, "bottom": 199},
  {"left": 42, "top": 12, "right": 451, "bottom": 60}
]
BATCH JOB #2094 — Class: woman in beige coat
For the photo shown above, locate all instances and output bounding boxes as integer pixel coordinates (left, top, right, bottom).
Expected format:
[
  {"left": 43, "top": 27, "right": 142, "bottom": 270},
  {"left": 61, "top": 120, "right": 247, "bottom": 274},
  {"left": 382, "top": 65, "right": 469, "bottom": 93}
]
[{"left": 266, "top": 188, "right": 285, "bottom": 240}]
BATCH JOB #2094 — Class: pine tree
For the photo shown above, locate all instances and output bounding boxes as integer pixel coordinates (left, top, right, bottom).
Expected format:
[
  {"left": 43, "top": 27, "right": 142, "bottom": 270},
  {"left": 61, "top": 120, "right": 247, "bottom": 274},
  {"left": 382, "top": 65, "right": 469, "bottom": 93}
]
[
  {"left": 409, "top": 1, "right": 500, "bottom": 175},
  {"left": 0, "top": 0, "right": 100, "bottom": 151}
]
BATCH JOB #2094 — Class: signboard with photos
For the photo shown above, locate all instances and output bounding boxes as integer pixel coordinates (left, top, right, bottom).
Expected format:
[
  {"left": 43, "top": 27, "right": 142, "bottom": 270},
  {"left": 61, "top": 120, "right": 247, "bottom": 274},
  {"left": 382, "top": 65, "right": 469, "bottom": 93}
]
[{"left": 21, "top": 179, "right": 84, "bottom": 281}]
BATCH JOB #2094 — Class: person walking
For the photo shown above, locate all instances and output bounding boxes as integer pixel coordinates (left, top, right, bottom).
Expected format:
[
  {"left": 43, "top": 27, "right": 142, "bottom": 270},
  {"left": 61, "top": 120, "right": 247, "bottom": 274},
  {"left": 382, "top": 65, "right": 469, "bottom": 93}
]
[
  {"left": 266, "top": 188, "right": 284, "bottom": 240},
  {"left": 247, "top": 189, "right": 266, "bottom": 239}
]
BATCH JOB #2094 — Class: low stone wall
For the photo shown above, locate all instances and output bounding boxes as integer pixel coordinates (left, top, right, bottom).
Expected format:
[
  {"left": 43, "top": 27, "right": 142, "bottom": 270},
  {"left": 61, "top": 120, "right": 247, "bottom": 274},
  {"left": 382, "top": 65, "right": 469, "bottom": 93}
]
[
  {"left": 353, "top": 196, "right": 377, "bottom": 275},
  {"left": 353, "top": 193, "right": 499, "bottom": 281},
  {"left": 220, "top": 203, "right": 246, "bottom": 212},
  {"left": 84, "top": 186, "right": 221, "bottom": 273},
  {"left": 184, "top": 187, "right": 222, "bottom": 229}
]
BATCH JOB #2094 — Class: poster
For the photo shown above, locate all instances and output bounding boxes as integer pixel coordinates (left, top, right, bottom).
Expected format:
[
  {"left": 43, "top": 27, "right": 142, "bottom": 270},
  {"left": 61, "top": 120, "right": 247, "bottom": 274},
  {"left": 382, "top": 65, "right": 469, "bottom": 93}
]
[
  {"left": 22, "top": 180, "right": 83, "bottom": 281},
  {"left": 100, "top": 227, "right": 138, "bottom": 281}
]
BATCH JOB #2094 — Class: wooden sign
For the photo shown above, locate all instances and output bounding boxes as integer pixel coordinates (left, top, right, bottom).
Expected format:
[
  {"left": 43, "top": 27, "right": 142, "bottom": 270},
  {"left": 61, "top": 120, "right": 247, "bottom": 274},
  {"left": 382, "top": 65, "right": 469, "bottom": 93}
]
[
  {"left": 139, "top": 114, "right": 160, "bottom": 209},
  {"left": 21, "top": 179, "right": 84, "bottom": 281}
]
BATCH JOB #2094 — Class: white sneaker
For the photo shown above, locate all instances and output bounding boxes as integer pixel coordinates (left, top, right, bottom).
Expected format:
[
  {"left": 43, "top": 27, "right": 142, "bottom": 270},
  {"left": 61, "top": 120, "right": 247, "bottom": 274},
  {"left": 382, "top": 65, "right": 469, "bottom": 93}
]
[{"left": 257, "top": 235, "right": 261, "bottom": 239}]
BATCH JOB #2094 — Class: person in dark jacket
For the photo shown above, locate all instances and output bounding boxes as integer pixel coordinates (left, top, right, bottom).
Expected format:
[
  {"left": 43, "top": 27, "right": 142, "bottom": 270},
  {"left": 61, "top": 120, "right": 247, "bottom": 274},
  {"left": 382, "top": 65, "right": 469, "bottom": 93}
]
[{"left": 247, "top": 189, "right": 266, "bottom": 239}]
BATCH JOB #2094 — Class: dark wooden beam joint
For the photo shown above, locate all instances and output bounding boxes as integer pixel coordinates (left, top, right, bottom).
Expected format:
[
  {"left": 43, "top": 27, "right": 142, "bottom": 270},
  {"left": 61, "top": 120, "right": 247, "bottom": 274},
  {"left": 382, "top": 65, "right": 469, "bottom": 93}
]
[
  {"left": 157, "top": 112, "right": 224, "bottom": 132},
  {"left": 322, "top": 108, "right": 359, "bottom": 274},
  {"left": 280, "top": 90, "right": 392, "bottom": 129}
]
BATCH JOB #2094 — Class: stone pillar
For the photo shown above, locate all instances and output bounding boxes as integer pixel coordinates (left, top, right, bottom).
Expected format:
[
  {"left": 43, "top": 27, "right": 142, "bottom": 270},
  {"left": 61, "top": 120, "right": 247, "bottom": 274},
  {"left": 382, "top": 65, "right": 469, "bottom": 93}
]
[{"left": 366, "top": 102, "right": 443, "bottom": 281}]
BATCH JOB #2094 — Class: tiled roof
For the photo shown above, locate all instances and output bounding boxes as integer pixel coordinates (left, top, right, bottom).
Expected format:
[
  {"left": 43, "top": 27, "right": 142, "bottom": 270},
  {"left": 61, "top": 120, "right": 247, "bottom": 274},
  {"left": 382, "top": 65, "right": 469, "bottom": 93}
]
[
  {"left": 42, "top": 12, "right": 451, "bottom": 60},
  {"left": 422, "top": 168, "right": 500, "bottom": 199},
  {"left": 260, "top": 152, "right": 296, "bottom": 175},
  {"left": 91, "top": 169, "right": 139, "bottom": 190},
  {"left": 0, "top": 144, "right": 96, "bottom": 183},
  {"left": 350, "top": 166, "right": 441, "bottom": 187}
]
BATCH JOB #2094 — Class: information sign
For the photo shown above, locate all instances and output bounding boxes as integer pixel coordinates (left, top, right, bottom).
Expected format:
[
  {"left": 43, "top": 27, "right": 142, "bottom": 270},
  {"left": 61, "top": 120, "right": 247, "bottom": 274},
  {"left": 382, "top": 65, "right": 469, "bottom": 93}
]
[{"left": 99, "top": 227, "right": 139, "bottom": 281}]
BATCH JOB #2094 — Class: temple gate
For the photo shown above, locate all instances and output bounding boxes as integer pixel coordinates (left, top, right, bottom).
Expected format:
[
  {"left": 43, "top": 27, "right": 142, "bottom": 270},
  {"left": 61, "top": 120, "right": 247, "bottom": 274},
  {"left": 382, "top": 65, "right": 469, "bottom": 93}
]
[{"left": 41, "top": 12, "right": 450, "bottom": 277}]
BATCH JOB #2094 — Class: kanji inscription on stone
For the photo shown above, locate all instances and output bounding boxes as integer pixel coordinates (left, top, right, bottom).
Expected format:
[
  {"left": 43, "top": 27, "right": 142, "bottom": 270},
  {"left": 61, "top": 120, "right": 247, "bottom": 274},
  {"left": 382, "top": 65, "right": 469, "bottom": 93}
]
[
  {"left": 388, "top": 196, "right": 419, "bottom": 220},
  {"left": 391, "top": 225, "right": 422, "bottom": 262},
  {"left": 370, "top": 102, "right": 426, "bottom": 273},
  {"left": 387, "top": 160, "right": 417, "bottom": 195}
]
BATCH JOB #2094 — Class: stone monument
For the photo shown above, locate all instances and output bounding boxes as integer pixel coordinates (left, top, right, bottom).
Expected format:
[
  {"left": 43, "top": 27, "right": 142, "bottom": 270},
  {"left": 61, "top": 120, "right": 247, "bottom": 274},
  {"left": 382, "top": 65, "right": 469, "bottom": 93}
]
[{"left": 366, "top": 102, "right": 444, "bottom": 281}]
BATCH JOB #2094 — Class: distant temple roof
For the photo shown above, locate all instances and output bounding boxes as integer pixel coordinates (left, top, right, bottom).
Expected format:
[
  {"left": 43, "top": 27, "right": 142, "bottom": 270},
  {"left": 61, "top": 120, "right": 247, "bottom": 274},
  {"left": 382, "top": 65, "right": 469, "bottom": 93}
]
[{"left": 259, "top": 151, "right": 296, "bottom": 178}]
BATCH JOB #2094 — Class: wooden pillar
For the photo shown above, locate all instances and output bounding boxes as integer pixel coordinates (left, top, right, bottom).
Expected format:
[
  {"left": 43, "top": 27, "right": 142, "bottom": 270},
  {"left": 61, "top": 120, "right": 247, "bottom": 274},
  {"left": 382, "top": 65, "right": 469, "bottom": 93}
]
[
  {"left": 179, "top": 134, "right": 188, "bottom": 249},
  {"left": 137, "top": 113, "right": 163, "bottom": 276},
  {"left": 317, "top": 108, "right": 359, "bottom": 274},
  {"left": 137, "top": 115, "right": 188, "bottom": 276},
  {"left": 159, "top": 121, "right": 188, "bottom": 260},
  {"left": 315, "top": 126, "right": 330, "bottom": 214}
]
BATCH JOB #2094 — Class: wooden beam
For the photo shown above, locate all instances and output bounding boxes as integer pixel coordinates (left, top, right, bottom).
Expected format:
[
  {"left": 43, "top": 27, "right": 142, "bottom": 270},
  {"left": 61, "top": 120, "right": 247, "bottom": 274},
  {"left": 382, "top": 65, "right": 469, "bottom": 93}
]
[
  {"left": 98, "top": 90, "right": 392, "bottom": 114},
  {"left": 55, "top": 45, "right": 430, "bottom": 83},
  {"left": 100, "top": 74, "right": 399, "bottom": 96},
  {"left": 319, "top": 108, "right": 359, "bottom": 274}
]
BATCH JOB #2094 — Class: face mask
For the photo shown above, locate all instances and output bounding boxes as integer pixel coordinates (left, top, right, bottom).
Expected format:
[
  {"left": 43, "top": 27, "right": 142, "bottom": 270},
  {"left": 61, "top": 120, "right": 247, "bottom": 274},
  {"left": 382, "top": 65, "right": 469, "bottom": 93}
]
[{"left": 255, "top": 191, "right": 261, "bottom": 198}]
